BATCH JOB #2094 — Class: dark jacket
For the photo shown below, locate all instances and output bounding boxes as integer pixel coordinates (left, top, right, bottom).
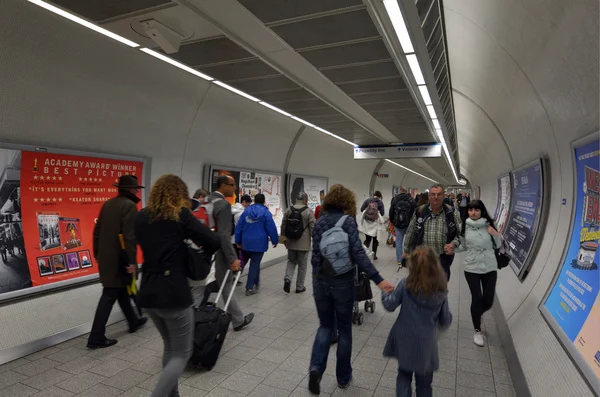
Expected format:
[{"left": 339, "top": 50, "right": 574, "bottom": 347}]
[
  {"left": 207, "top": 191, "right": 237, "bottom": 267},
  {"left": 389, "top": 193, "right": 416, "bottom": 227},
  {"left": 311, "top": 210, "right": 383, "bottom": 285},
  {"left": 93, "top": 192, "right": 139, "bottom": 288},
  {"left": 135, "top": 207, "right": 220, "bottom": 309},
  {"left": 235, "top": 204, "right": 279, "bottom": 253},
  {"left": 382, "top": 278, "right": 453, "bottom": 373},
  {"left": 361, "top": 197, "right": 385, "bottom": 216}
]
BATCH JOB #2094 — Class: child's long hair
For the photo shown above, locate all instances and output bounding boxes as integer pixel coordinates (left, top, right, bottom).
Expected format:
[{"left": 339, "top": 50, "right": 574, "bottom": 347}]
[{"left": 406, "top": 246, "right": 448, "bottom": 296}]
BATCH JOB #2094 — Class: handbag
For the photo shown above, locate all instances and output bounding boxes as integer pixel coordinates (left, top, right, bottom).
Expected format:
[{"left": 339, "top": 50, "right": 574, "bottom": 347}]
[
  {"left": 184, "top": 239, "right": 214, "bottom": 280},
  {"left": 491, "top": 233, "right": 510, "bottom": 269}
]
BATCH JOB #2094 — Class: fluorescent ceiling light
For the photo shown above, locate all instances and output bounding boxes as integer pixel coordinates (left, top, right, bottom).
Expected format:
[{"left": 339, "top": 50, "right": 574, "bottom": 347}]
[
  {"left": 312, "top": 126, "right": 355, "bottom": 146},
  {"left": 406, "top": 54, "right": 425, "bottom": 85},
  {"left": 259, "top": 102, "right": 292, "bottom": 117},
  {"left": 427, "top": 105, "right": 437, "bottom": 119},
  {"left": 432, "top": 119, "right": 441, "bottom": 129},
  {"left": 28, "top": 0, "right": 140, "bottom": 48},
  {"left": 418, "top": 85, "right": 432, "bottom": 105},
  {"left": 383, "top": 0, "right": 414, "bottom": 53},
  {"left": 140, "top": 48, "right": 213, "bottom": 80},
  {"left": 214, "top": 81, "right": 260, "bottom": 102},
  {"left": 386, "top": 159, "right": 437, "bottom": 183},
  {"left": 290, "top": 116, "right": 317, "bottom": 129}
]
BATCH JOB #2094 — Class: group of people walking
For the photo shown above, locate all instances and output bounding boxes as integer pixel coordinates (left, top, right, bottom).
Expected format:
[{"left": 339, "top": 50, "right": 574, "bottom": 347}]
[{"left": 88, "top": 173, "right": 502, "bottom": 397}]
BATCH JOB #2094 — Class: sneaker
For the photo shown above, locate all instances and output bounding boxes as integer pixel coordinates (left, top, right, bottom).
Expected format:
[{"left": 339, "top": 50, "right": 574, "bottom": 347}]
[
  {"left": 295, "top": 287, "right": 306, "bottom": 294},
  {"left": 397, "top": 262, "right": 403, "bottom": 269},
  {"left": 308, "top": 370, "right": 321, "bottom": 395},
  {"left": 338, "top": 377, "right": 353, "bottom": 389},
  {"left": 283, "top": 279, "right": 291, "bottom": 293},
  {"left": 245, "top": 289, "right": 257, "bottom": 296},
  {"left": 474, "top": 330, "right": 485, "bottom": 347}
]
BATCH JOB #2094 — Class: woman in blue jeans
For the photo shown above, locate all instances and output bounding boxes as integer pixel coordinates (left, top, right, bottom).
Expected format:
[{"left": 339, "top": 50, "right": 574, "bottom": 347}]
[{"left": 308, "top": 184, "right": 394, "bottom": 395}]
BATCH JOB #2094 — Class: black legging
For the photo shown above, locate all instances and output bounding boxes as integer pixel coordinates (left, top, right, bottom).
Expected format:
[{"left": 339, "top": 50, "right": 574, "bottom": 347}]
[
  {"left": 364, "top": 235, "right": 379, "bottom": 254},
  {"left": 464, "top": 271, "right": 497, "bottom": 330}
]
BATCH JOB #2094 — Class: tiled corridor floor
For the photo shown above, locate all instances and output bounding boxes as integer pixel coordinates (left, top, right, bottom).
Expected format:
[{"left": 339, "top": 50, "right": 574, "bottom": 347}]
[{"left": 0, "top": 246, "right": 517, "bottom": 397}]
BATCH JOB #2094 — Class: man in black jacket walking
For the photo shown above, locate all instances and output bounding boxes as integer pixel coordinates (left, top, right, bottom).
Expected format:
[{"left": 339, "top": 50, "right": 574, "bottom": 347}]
[
  {"left": 88, "top": 175, "right": 147, "bottom": 349},
  {"left": 389, "top": 187, "right": 416, "bottom": 268}
]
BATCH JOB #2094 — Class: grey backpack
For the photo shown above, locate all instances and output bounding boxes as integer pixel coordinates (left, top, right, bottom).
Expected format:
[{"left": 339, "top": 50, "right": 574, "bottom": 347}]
[{"left": 319, "top": 215, "right": 354, "bottom": 276}]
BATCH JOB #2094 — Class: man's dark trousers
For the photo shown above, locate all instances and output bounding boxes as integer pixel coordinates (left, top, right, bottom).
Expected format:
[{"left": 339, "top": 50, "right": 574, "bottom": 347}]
[
  {"left": 439, "top": 254, "right": 455, "bottom": 281},
  {"left": 89, "top": 287, "right": 138, "bottom": 343}
]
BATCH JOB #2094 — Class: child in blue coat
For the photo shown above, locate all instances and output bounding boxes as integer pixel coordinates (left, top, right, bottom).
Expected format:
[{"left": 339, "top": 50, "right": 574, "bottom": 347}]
[{"left": 382, "top": 246, "right": 453, "bottom": 397}]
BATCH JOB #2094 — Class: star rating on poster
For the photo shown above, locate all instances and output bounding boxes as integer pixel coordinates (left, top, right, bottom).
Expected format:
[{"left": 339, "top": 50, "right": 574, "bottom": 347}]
[{"left": 34, "top": 196, "right": 62, "bottom": 204}]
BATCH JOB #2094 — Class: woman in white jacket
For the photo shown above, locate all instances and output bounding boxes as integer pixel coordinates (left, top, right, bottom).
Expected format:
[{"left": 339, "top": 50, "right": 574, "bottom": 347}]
[
  {"left": 456, "top": 200, "right": 502, "bottom": 347},
  {"left": 357, "top": 206, "right": 386, "bottom": 260}
]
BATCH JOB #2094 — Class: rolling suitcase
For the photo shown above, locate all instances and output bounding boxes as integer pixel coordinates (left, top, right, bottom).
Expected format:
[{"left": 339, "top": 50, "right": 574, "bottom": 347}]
[{"left": 190, "top": 270, "right": 241, "bottom": 370}]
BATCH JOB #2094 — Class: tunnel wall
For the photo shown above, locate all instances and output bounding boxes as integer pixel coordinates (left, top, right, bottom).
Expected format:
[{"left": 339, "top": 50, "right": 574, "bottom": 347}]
[
  {"left": 0, "top": 1, "right": 434, "bottom": 358},
  {"left": 446, "top": 0, "right": 599, "bottom": 395}
]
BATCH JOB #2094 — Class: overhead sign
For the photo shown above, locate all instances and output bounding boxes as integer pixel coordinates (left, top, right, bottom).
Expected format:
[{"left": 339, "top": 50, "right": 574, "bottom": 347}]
[{"left": 353, "top": 143, "right": 442, "bottom": 160}]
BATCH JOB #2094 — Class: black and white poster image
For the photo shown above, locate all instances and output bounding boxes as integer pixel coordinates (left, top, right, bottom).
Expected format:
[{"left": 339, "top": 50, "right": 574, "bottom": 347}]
[{"left": 0, "top": 149, "right": 32, "bottom": 294}]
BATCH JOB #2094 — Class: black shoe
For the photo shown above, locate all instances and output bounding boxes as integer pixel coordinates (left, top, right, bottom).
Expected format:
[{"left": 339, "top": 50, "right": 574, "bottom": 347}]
[
  {"left": 373, "top": 254, "right": 378, "bottom": 260},
  {"left": 284, "top": 279, "right": 291, "bottom": 293},
  {"left": 87, "top": 338, "right": 117, "bottom": 349},
  {"left": 234, "top": 313, "right": 254, "bottom": 332},
  {"left": 129, "top": 317, "right": 148, "bottom": 334},
  {"left": 236, "top": 281, "right": 243, "bottom": 286},
  {"left": 338, "top": 377, "right": 353, "bottom": 389},
  {"left": 295, "top": 287, "right": 306, "bottom": 294},
  {"left": 308, "top": 370, "right": 321, "bottom": 395}
]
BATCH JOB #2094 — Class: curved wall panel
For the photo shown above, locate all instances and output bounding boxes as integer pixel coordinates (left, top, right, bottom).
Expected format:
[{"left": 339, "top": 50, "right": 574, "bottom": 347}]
[{"left": 446, "top": 0, "right": 599, "bottom": 395}]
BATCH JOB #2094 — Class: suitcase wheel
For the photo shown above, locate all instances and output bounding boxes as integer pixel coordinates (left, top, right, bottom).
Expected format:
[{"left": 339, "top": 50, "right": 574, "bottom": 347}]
[
  {"left": 357, "top": 313, "right": 364, "bottom": 325},
  {"left": 351, "top": 312, "right": 357, "bottom": 324}
]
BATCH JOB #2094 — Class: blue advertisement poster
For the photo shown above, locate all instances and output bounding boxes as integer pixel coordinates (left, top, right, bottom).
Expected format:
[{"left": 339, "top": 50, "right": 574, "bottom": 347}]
[
  {"left": 504, "top": 161, "right": 543, "bottom": 274},
  {"left": 543, "top": 139, "right": 599, "bottom": 383}
]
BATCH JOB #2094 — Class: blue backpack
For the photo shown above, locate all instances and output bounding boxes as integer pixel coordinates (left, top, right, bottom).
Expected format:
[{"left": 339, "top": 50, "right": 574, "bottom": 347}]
[{"left": 319, "top": 215, "right": 354, "bottom": 276}]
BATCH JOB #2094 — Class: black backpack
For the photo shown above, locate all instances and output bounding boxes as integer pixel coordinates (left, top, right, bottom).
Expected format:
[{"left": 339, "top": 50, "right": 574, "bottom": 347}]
[
  {"left": 285, "top": 206, "right": 308, "bottom": 240},
  {"left": 393, "top": 197, "right": 413, "bottom": 229}
]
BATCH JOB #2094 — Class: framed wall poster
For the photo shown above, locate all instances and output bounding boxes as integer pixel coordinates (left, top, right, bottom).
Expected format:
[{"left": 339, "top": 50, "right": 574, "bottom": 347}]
[
  {"left": 0, "top": 144, "right": 147, "bottom": 303},
  {"left": 540, "top": 134, "right": 600, "bottom": 395},
  {"left": 205, "top": 165, "right": 284, "bottom": 233},
  {"left": 287, "top": 174, "right": 328, "bottom": 211},
  {"left": 494, "top": 173, "right": 513, "bottom": 235},
  {"left": 503, "top": 158, "right": 546, "bottom": 279}
]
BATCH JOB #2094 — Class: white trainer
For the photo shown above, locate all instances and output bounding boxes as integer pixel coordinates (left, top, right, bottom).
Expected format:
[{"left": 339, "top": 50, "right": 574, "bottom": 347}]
[{"left": 474, "top": 330, "right": 485, "bottom": 347}]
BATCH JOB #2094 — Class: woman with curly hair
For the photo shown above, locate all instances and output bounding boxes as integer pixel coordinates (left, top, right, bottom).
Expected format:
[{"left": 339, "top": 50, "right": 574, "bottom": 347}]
[
  {"left": 135, "top": 174, "right": 221, "bottom": 397},
  {"left": 308, "top": 184, "right": 395, "bottom": 395}
]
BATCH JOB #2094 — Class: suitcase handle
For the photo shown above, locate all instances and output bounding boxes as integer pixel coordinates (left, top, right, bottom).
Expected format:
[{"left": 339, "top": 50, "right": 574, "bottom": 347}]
[{"left": 213, "top": 269, "right": 242, "bottom": 312}]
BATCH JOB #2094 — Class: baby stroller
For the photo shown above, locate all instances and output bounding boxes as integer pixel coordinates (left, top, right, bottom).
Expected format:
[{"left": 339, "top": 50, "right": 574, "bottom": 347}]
[{"left": 352, "top": 245, "right": 376, "bottom": 325}]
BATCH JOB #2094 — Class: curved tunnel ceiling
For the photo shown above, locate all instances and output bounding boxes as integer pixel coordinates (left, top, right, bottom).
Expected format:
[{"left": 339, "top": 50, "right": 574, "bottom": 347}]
[
  {"left": 45, "top": 0, "right": 460, "bottom": 186},
  {"left": 444, "top": 0, "right": 599, "bottom": 188}
]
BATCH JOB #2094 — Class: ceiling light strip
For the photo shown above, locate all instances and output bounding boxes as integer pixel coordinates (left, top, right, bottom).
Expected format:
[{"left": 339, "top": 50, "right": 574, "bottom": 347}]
[
  {"left": 382, "top": 0, "right": 414, "bottom": 53},
  {"left": 259, "top": 102, "right": 293, "bottom": 117},
  {"left": 28, "top": 0, "right": 140, "bottom": 48},
  {"left": 140, "top": 48, "right": 213, "bottom": 81},
  {"left": 385, "top": 160, "right": 437, "bottom": 183},
  {"left": 406, "top": 54, "right": 425, "bottom": 85},
  {"left": 214, "top": 81, "right": 260, "bottom": 102}
]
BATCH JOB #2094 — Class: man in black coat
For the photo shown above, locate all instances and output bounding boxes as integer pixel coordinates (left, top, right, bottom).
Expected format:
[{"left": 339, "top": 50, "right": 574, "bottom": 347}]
[{"left": 87, "top": 175, "right": 147, "bottom": 349}]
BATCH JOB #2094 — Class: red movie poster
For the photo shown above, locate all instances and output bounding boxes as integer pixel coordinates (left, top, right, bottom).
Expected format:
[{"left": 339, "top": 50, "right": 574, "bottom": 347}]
[{"left": 20, "top": 151, "right": 143, "bottom": 287}]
